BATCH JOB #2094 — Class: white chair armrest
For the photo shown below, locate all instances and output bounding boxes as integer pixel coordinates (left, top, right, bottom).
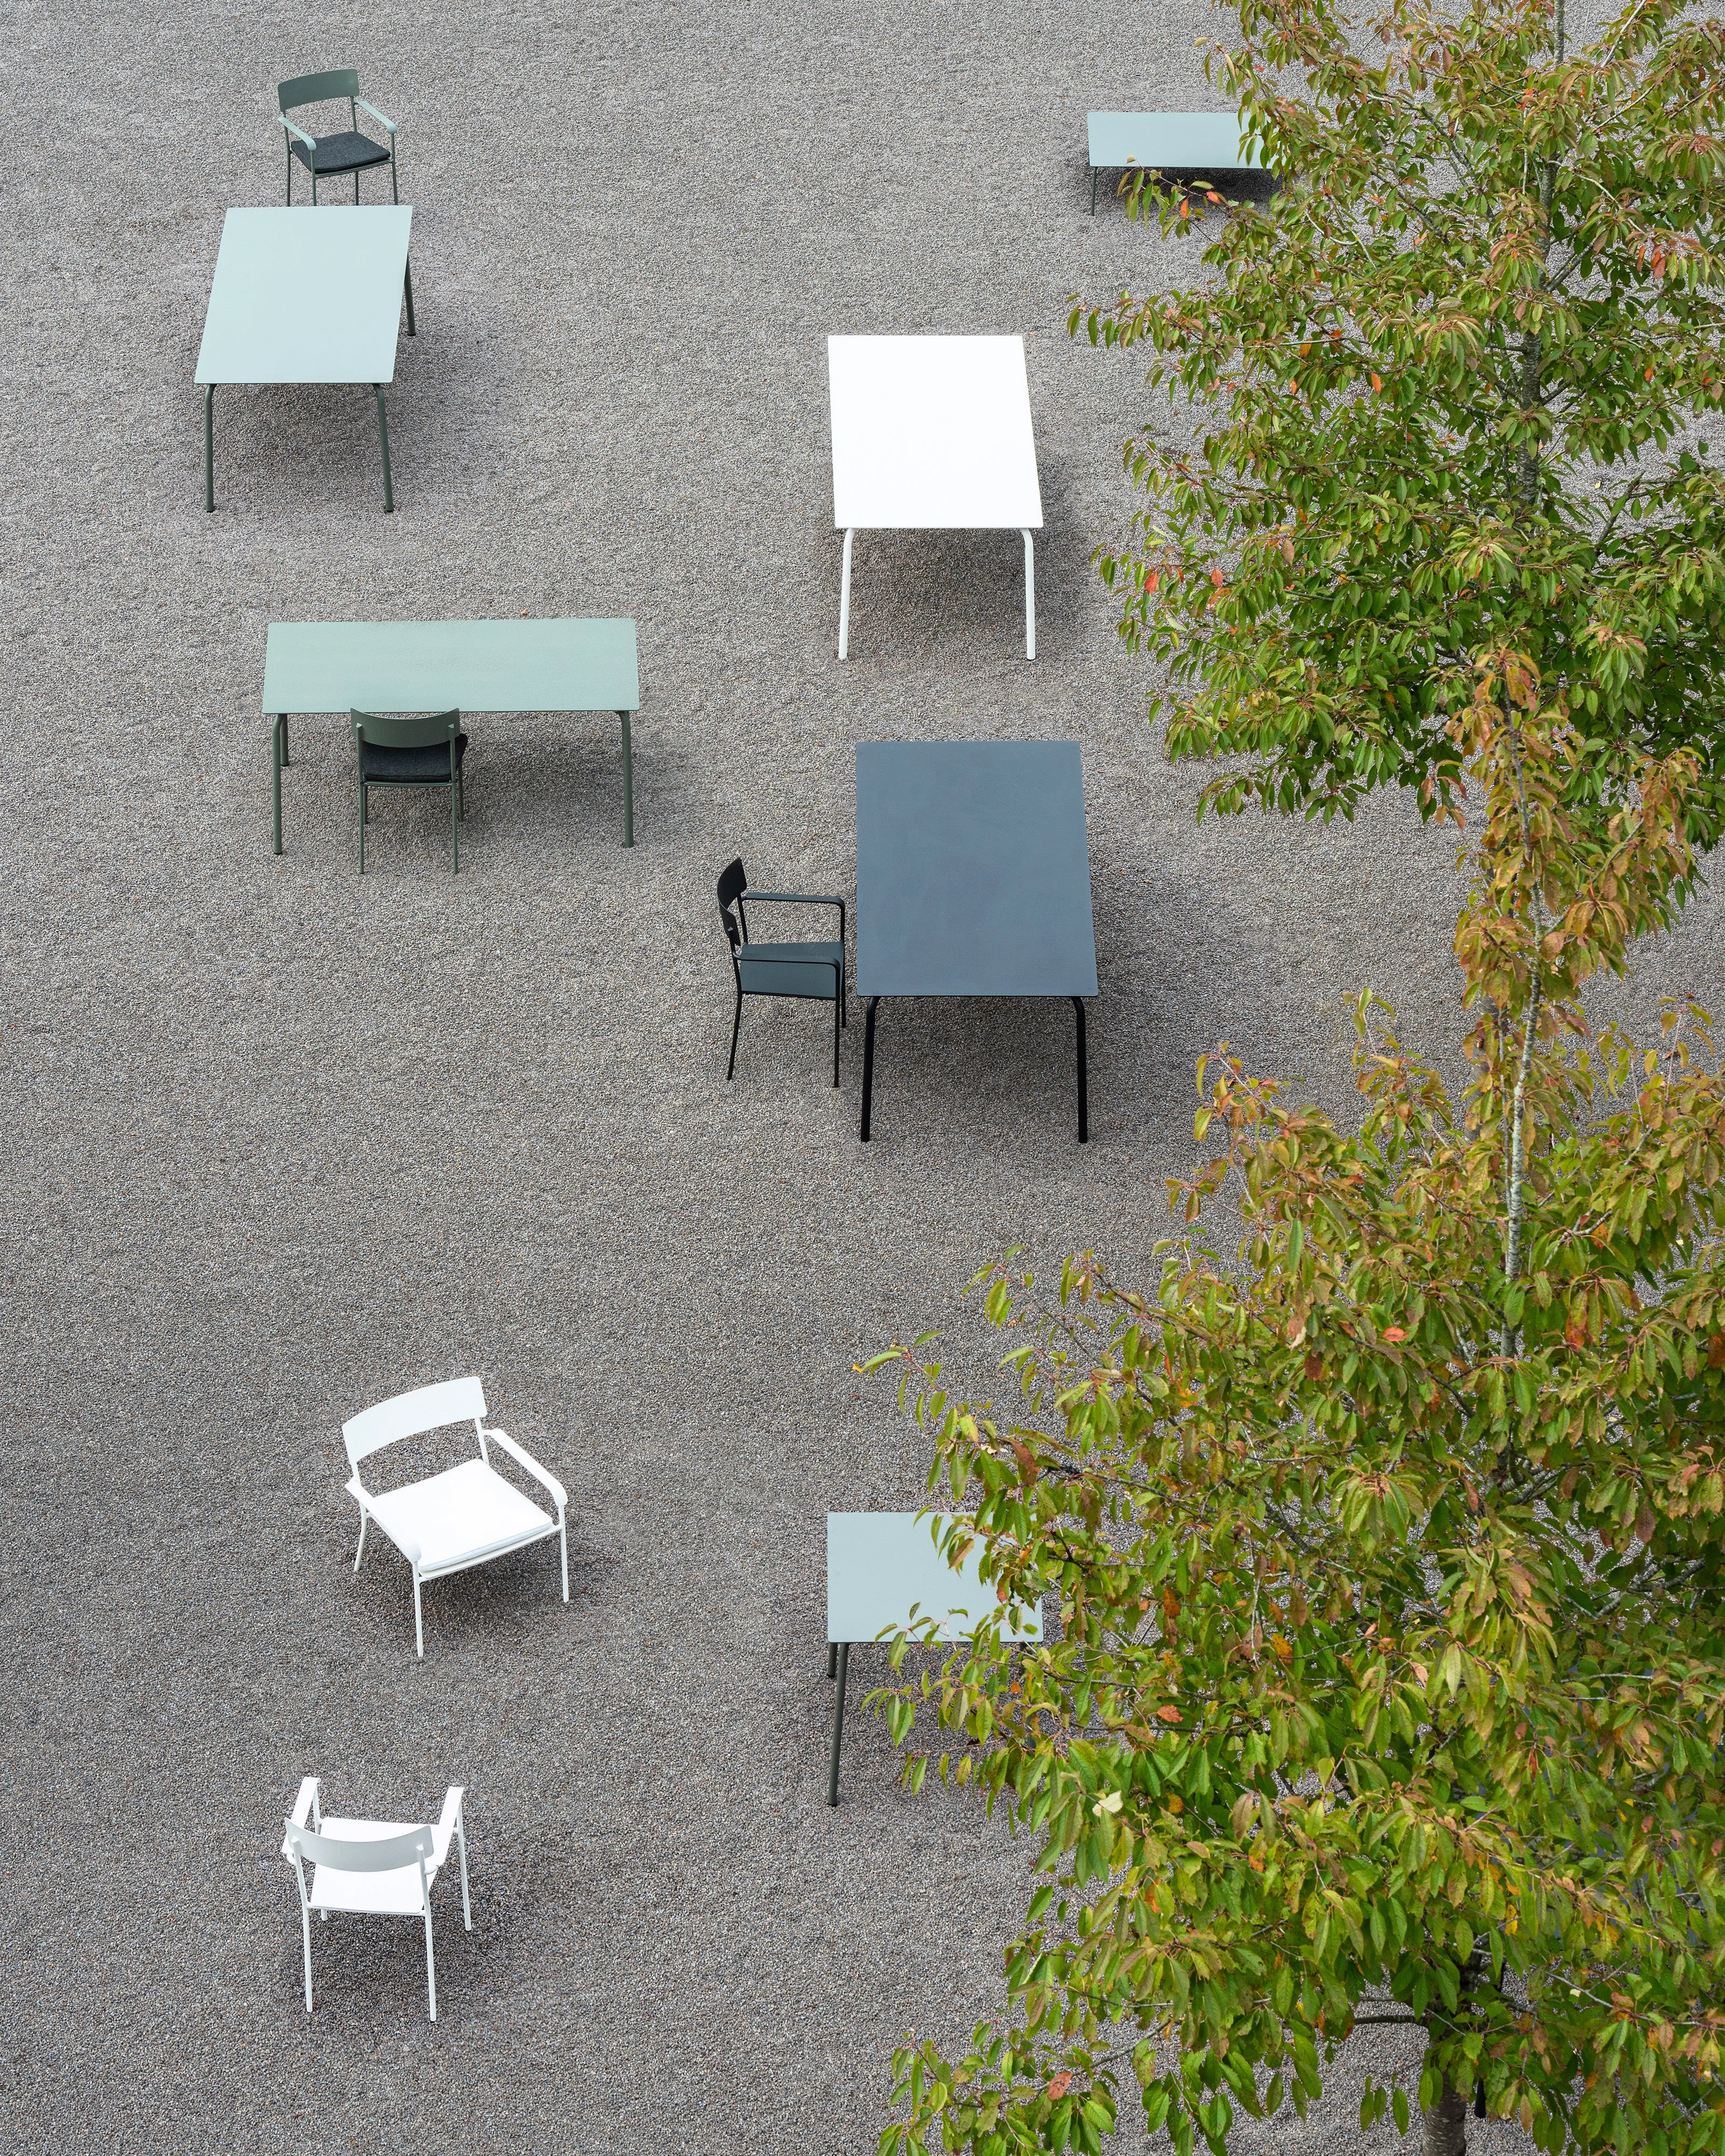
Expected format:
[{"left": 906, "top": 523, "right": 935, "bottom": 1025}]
[
  {"left": 484, "top": 1428, "right": 566, "bottom": 1511},
  {"left": 279, "top": 115, "right": 318, "bottom": 150},
  {"left": 355, "top": 98, "right": 396, "bottom": 135}
]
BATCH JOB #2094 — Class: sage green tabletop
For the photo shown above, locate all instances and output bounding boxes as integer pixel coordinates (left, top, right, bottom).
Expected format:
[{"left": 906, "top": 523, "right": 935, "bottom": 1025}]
[{"left": 196, "top": 206, "right": 413, "bottom": 385}]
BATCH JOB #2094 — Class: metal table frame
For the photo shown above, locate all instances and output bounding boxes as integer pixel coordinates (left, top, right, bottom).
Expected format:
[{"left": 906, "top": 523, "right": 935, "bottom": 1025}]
[
  {"left": 853, "top": 741, "right": 1098, "bottom": 1144},
  {"left": 195, "top": 206, "right": 416, "bottom": 513},
  {"left": 261, "top": 619, "right": 643, "bottom": 852}
]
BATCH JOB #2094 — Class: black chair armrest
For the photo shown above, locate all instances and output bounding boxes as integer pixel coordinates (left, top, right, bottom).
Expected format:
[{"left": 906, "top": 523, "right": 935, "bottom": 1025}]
[{"left": 747, "top": 890, "right": 846, "bottom": 944}]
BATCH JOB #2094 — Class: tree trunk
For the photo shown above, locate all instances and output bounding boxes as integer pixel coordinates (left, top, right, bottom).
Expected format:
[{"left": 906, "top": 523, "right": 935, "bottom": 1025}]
[{"left": 1421, "top": 2074, "right": 1468, "bottom": 2156}]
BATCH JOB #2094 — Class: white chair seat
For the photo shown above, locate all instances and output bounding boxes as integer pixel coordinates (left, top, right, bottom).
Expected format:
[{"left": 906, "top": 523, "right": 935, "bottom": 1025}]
[
  {"left": 364, "top": 1457, "right": 553, "bottom": 1576},
  {"left": 307, "top": 1815, "right": 455, "bottom": 1914}
]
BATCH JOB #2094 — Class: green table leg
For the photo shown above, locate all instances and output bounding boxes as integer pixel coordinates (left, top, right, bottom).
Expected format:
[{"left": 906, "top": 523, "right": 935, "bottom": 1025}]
[
  {"left": 204, "top": 385, "right": 215, "bottom": 511},
  {"left": 403, "top": 259, "right": 416, "bottom": 337},
  {"left": 272, "top": 715, "right": 283, "bottom": 855},
  {"left": 826, "top": 1642, "right": 850, "bottom": 1806},
  {"left": 619, "top": 711, "right": 633, "bottom": 846},
  {"left": 374, "top": 386, "right": 394, "bottom": 513}
]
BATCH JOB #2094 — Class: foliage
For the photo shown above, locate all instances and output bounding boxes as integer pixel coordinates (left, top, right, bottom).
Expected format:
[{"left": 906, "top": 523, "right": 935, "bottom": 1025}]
[
  {"left": 1071, "top": 0, "right": 1725, "bottom": 847},
  {"left": 865, "top": 683, "right": 1725, "bottom": 2156}
]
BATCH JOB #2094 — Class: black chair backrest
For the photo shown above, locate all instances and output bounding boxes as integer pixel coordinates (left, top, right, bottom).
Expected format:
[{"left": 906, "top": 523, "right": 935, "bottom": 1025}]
[
  {"left": 280, "top": 68, "right": 361, "bottom": 115},
  {"left": 717, "top": 858, "right": 749, "bottom": 955},
  {"left": 352, "top": 708, "right": 461, "bottom": 750}
]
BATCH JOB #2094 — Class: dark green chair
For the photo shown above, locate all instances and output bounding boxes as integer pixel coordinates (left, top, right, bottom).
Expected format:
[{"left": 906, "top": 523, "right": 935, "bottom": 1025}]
[
  {"left": 279, "top": 70, "right": 399, "bottom": 204},
  {"left": 353, "top": 711, "right": 467, "bottom": 874},
  {"left": 717, "top": 858, "right": 846, "bottom": 1087}
]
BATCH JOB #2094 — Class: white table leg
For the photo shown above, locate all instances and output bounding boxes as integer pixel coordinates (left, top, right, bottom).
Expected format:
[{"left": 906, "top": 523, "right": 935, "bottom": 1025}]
[
  {"left": 1023, "top": 529, "right": 1036, "bottom": 659},
  {"left": 839, "top": 528, "right": 855, "bottom": 659}
]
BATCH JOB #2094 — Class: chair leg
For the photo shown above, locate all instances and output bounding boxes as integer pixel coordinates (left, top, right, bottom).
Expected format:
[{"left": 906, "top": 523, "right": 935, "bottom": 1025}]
[
  {"left": 451, "top": 779, "right": 459, "bottom": 874},
  {"left": 358, "top": 779, "right": 367, "bottom": 873},
  {"left": 413, "top": 1570, "right": 424, "bottom": 1657},
  {"left": 559, "top": 1518, "right": 569, "bottom": 1603},
  {"left": 424, "top": 1901, "right": 437, "bottom": 2021},
  {"left": 726, "top": 988, "right": 743, "bottom": 1081},
  {"left": 457, "top": 1815, "right": 472, "bottom": 1930},
  {"left": 301, "top": 1903, "right": 314, "bottom": 2012},
  {"left": 832, "top": 985, "right": 840, "bottom": 1088},
  {"left": 353, "top": 1512, "right": 368, "bottom": 1573}
]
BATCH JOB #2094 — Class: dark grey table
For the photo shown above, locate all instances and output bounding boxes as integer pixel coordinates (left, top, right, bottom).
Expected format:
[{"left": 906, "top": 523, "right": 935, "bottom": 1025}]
[{"left": 854, "top": 741, "right": 1098, "bottom": 1142}]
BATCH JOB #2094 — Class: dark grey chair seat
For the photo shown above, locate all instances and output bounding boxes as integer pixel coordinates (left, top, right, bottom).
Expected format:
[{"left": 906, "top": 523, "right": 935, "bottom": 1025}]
[
  {"left": 360, "top": 733, "right": 468, "bottom": 784},
  {"left": 292, "top": 129, "right": 393, "bottom": 176},
  {"left": 737, "top": 941, "right": 844, "bottom": 1000}
]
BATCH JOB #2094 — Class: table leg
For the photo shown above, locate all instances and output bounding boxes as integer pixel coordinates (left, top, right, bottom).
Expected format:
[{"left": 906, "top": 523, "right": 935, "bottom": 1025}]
[
  {"left": 619, "top": 711, "right": 634, "bottom": 846},
  {"left": 281, "top": 713, "right": 291, "bottom": 767},
  {"left": 403, "top": 258, "right": 416, "bottom": 337},
  {"left": 838, "top": 527, "right": 854, "bottom": 660},
  {"left": 272, "top": 715, "right": 283, "bottom": 855},
  {"left": 1073, "top": 997, "right": 1089, "bottom": 1143},
  {"left": 204, "top": 386, "right": 215, "bottom": 512},
  {"left": 1092, "top": 167, "right": 1100, "bottom": 213},
  {"left": 827, "top": 1643, "right": 838, "bottom": 1680},
  {"left": 826, "top": 1642, "right": 850, "bottom": 1806},
  {"left": 860, "top": 995, "right": 880, "bottom": 1142},
  {"left": 374, "top": 386, "right": 394, "bottom": 513},
  {"left": 1023, "top": 529, "right": 1036, "bottom": 659}
]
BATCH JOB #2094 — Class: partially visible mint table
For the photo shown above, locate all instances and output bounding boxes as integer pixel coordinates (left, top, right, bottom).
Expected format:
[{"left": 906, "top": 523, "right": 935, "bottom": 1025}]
[
  {"left": 824, "top": 1512, "right": 1043, "bottom": 1805},
  {"left": 1086, "top": 113, "right": 1262, "bottom": 211},
  {"left": 196, "top": 206, "right": 416, "bottom": 512},
  {"left": 262, "top": 619, "right": 643, "bottom": 852}
]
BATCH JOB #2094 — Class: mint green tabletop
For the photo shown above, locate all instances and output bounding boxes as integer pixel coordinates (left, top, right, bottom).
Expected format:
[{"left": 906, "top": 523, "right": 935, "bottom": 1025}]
[
  {"left": 1087, "top": 112, "right": 1261, "bottom": 171},
  {"left": 826, "top": 1512, "right": 1043, "bottom": 1644},
  {"left": 196, "top": 207, "right": 413, "bottom": 385},
  {"left": 262, "top": 619, "right": 640, "bottom": 713}
]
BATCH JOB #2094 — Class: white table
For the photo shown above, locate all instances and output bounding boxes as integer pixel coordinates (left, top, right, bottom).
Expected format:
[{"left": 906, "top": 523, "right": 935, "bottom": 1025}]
[
  {"left": 195, "top": 206, "right": 416, "bottom": 513},
  {"left": 827, "top": 335, "right": 1044, "bottom": 660},
  {"left": 824, "top": 1511, "right": 1042, "bottom": 1804}
]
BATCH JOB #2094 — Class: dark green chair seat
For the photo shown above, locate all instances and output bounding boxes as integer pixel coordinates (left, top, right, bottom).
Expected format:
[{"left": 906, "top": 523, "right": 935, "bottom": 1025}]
[
  {"left": 360, "top": 733, "right": 468, "bottom": 784},
  {"left": 292, "top": 128, "right": 393, "bottom": 178},
  {"left": 279, "top": 69, "right": 401, "bottom": 205},
  {"left": 719, "top": 859, "right": 847, "bottom": 1087},
  {"left": 353, "top": 710, "right": 466, "bottom": 874}
]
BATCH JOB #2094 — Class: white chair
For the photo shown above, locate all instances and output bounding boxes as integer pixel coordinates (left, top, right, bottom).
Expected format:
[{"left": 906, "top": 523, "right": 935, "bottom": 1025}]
[
  {"left": 343, "top": 1376, "right": 568, "bottom": 1656},
  {"left": 282, "top": 1776, "right": 470, "bottom": 2020}
]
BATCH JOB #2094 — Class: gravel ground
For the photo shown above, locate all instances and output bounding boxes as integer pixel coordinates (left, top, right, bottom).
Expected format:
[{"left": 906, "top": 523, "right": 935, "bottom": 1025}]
[{"left": 3, "top": 0, "right": 1718, "bottom": 2151}]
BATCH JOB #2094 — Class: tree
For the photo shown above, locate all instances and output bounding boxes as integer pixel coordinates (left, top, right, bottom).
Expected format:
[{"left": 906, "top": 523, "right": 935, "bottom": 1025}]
[
  {"left": 865, "top": 679, "right": 1725, "bottom": 2156},
  {"left": 1072, "top": 0, "right": 1725, "bottom": 847}
]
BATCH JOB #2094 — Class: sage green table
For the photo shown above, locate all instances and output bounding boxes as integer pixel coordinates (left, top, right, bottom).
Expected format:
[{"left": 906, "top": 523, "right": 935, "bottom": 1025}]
[
  {"left": 196, "top": 206, "right": 416, "bottom": 512},
  {"left": 824, "top": 1511, "right": 1042, "bottom": 1805},
  {"left": 262, "top": 620, "right": 643, "bottom": 852},
  {"left": 1086, "top": 112, "right": 1262, "bottom": 211}
]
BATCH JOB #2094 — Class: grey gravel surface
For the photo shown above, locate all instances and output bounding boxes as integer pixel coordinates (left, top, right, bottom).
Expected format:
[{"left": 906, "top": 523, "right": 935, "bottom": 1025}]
[{"left": 3, "top": 1, "right": 1718, "bottom": 2151}]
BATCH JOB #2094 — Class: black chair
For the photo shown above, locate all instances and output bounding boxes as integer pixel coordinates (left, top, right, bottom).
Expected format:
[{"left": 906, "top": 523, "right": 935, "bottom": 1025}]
[
  {"left": 717, "top": 859, "right": 846, "bottom": 1086},
  {"left": 279, "top": 70, "right": 399, "bottom": 204},
  {"left": 353, "top": 710, "right": 467, "bottom": 874}
]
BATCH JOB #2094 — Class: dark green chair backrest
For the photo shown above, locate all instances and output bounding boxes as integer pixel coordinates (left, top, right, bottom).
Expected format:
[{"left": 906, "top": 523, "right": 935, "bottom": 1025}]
[
  {"left": 352, "top": 709, "right": 462, "bottom": 749},
  {"left": 280, "top": 68, "right": 361, "bottom": 114}
]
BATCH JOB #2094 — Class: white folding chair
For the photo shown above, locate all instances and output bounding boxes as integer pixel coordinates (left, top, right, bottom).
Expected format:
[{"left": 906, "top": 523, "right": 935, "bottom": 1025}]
[
  {"left": 342, "top": 1376, "right": 569, "bottom": 1656},
  {"left": 281, "top": 1776, "right": 471, "bottom": 2020}
]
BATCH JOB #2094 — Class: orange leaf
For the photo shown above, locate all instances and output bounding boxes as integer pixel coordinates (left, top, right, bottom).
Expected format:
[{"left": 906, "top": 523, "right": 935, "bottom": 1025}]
[
  {"left": 1370, "top": 372, "right": 1383, "bottom": 393},
  {"left": 1383, "top": 1325, "right": 1406, "bottom": 1343},
  {"left": 1305, "top": 1352, "right": 1323, "bottom": 1380},
  {"left": 1155, "top": 1705, "right": 1183, "bottom": 1723},
  {"left": 1046, "top": 2073, "right": 1073, "bottom": 2100}
]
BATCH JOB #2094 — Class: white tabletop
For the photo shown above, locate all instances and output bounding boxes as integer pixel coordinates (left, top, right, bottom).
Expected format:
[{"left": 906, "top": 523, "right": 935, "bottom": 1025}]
[
  {"left": 826, "top": 1511, "right": 1043, "bottom": 1643},
  {"left": 196, "top": 206, "right": 413, "bottom": 386},
  {"left": 828, "top": 336, "right": 1044, "bottom": 531}
]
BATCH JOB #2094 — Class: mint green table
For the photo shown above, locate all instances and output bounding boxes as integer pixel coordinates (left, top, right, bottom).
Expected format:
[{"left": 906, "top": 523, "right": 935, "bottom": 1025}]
[
  {"left": 1086, "top": 113, "right": 1262, "bottom": 211},
  {"left": 196, "top": 206, "right": 415, "bottom": 512},
  {"left": 263, "top": 620, "right": 643, "bottom": 852},
  {"left": 824, "top": 1512, "right": 1043, "bottom": 1805}
]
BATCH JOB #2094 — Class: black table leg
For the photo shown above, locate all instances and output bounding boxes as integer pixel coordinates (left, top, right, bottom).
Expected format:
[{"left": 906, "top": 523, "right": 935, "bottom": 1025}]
[
  {"left": 374, "top": 385, "right": 394, "bottom": 513},
  {"left": 860, "top": 997, "right": 881, "bottom": 1141},
  {"left": 1073, "top": 997, "right": 1089, "bottom": 1143},
  {"left": 827, "top": 1642, "right": 850, "bottom": 1805}
]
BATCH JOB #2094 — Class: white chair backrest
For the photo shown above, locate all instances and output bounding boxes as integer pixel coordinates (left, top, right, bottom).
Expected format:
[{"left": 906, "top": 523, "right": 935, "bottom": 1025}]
[
  {"left": 285, "top": 1820, "right": 434, "bottom": 1873},
  {"left": 343, "top": 1377, "right": 487, "bottom": 1468}
]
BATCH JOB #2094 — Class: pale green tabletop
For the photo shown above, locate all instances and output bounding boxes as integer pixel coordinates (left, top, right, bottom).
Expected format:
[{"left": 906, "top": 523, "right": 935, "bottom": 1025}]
[
  {"left": 196, "top": 206, "right": 413, "bottom": 384},
  {"left": 1086, "top": 113, "right": 1262, "bottom": 211},
  {"left": 263, "top": 619, "right": 643, "bottom": 852},
  {"left": 196, "top": 206, "right": 416, "bottom": 513}
]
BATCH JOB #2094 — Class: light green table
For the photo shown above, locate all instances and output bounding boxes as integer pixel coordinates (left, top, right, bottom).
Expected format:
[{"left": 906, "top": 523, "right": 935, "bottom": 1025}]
[
  {"left": 196, "top": 206, "right": 415, "bottom": 512},
  {"left": 262, "top": 619, "right": 643, "bottom": 852},
  {"left": 1086, "top": 112, "right": 1262, "bottom": 211},
  {"left": 824, "top": 1512, "right": 1042, "bottom": 1805}
]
